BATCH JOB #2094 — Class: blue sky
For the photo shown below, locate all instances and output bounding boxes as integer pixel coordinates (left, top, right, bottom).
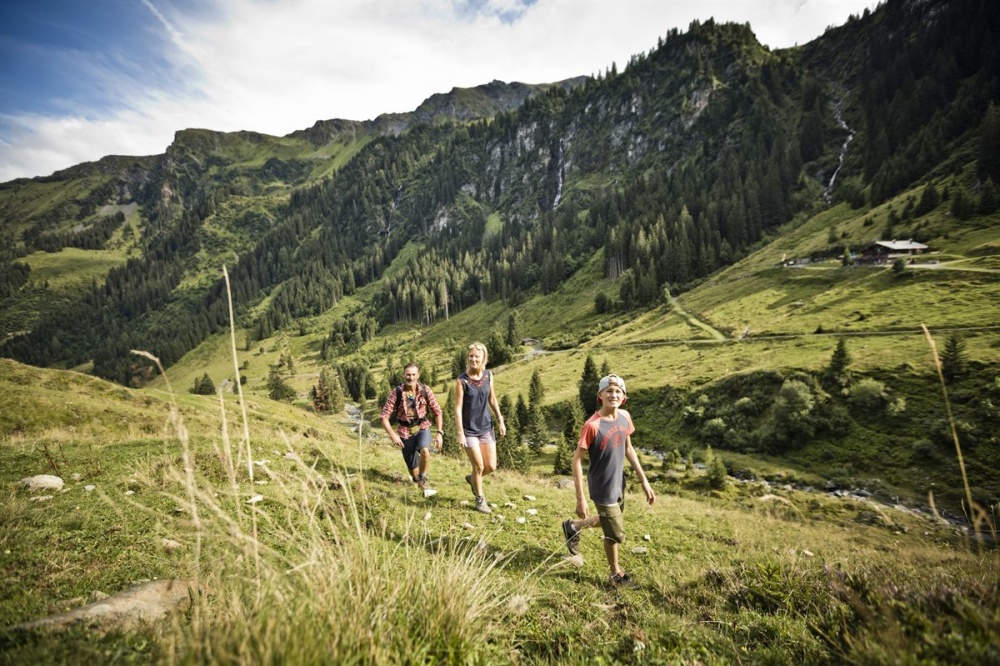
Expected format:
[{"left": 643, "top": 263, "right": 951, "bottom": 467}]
[{"left": 0, "top": 0, "right": 879, "bottom": 182}]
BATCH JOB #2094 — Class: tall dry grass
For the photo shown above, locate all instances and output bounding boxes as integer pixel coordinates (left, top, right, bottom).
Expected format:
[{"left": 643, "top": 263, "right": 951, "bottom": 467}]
[{"left": 128, "top": 268, "right": 527, "bottom": 664}]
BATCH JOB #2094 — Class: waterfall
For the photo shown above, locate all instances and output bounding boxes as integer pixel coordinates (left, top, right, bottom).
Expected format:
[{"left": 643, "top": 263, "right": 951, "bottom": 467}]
[
  {"left": 552, "top": 141, "right": 564, "bottom": 210},
  {"left": 825, "top": 98, "right": 854, "bottom": 204}
]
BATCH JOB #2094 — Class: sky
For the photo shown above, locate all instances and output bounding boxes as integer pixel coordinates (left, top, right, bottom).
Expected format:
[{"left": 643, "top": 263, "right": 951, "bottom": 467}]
[{"left": 0, "top": 0, "right": 881, "bottom": 182}]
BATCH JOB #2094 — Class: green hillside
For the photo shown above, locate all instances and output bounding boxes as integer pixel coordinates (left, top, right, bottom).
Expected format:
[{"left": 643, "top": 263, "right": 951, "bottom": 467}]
[
  {"left": 1, "top": 1, "right": 1000, "bottom": 658},
  {"left": 0, "top": 356, "right": 995, "bottom": 664}
]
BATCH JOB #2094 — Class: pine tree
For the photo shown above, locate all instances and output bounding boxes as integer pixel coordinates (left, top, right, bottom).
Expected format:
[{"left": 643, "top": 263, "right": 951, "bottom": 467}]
[
  {"left": 442, "top": 386, "right": 463, "bottom": 459},
  {"left": 579, "top": 355, "right": 600, "bottom": 414},
  {"left": 554, "top": 401, "right": 584, "bottom": 475},
  {"left": 940, "top": 332, "right": 967, "bottom": 381},
  {"left": 328, "top": 368, "right": 345, "bottom": 413},
  {"left": 267, "top": 366, "right": 296, "bottom": 402},
  {"left": 311, "top": 368, "right": 332, "bottom": 413},
  {"left": 705, "top": 446, "right": 728, "bottom": 489},
  {"left": 192, "top": 372, "right": 215, "bottom": 395},
  {"left": 977, "top": 103, "right": 1000, "bottom": 183},
  {"left": 497, "top": 394, "right": 529, "bottom": 471},
  {"left": 515, "top": 394, "right": 529, "bottom": 443},
  {"left": 504, "top": 310, "right": 522, "bottom": 349},
  {"left": 823, "top": 337, "right": 851, "bottom": 390},
  {"left": 526, "top": 404, "right": 548, "bottom": 455},
  {"left": 528, "top": 368, "right": 545, "bottom": 408}
]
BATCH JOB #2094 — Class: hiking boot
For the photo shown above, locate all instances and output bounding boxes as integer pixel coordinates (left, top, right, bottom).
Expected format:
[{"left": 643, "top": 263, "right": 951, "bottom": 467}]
[
  {"left": 475, "top": 496, "right": 492, "bottom": 514},
  {"left": 610, "top": 572, "right": 637, "bottom": 589},
  {"left": 561, "top": 519, "right": 581, "bottom": 556},
  {"left": 465, "top": 474, "right": 476, "bottom": 498},
  {"left": 416, "top": 473, "right": 429, "bottom": 490}
]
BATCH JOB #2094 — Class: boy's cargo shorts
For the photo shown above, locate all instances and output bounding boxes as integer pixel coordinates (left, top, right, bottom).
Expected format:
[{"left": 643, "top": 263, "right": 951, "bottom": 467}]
[{"left": 596, "top": 496, "right": 626, "bottom": 544}]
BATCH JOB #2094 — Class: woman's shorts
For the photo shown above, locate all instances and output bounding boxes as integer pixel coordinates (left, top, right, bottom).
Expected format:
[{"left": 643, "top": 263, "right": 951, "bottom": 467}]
[
  {"left": 596, "top": 497, "right": 626, "bottom": 544},
  {"left": 462, "top": 432, "right": 496, "bottom": 449},
  {"left": 401, "top": 428, "right": 431, "bottom": 470}
]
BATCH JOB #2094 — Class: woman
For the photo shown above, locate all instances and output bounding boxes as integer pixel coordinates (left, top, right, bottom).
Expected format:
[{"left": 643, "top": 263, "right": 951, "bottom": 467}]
[{"left": 455, "top": 342, "right": 506, "bottom": 513}]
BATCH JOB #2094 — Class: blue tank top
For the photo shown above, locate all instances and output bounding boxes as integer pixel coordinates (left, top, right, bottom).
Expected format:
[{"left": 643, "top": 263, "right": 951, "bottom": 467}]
[{"left": 460, "top": 370, "right": 493, "bottom": 437}]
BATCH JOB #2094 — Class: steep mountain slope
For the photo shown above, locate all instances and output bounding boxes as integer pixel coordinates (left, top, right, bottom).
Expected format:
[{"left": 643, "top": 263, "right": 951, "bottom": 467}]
[{"left": 0, "top": 0, "right": 997, "bottom": 390}]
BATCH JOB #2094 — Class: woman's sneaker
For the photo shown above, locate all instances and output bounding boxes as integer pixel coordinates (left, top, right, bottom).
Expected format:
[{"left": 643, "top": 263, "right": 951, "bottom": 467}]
[
  {"left": 475, "top": 496, "right": 492, "bottom": 514},
  {"left": 561, "top": 520, "right": 581, "bottom": 556}
]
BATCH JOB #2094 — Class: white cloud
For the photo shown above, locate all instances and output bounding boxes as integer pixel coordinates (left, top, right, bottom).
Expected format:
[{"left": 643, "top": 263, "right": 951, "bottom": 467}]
[{"left": 0, "top": 0, "right": 878, "bottom": 181}]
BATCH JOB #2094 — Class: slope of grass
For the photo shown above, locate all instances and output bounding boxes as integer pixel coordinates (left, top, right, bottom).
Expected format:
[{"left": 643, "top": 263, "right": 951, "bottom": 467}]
[{"left": 1, "top": 355, "right": 996, "bottom": 664}]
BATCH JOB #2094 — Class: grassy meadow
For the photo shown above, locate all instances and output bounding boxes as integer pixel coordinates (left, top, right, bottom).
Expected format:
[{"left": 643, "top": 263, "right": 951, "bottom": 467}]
[{"left": 2, "top": 339, "right": 998, "bottom": 664}]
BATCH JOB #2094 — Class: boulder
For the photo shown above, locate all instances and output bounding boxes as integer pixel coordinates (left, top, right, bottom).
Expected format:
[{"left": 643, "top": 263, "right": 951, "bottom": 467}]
[
  {"left": 15, "top": 579, "right": 193, "bottom": 632},
  {"left": 20, "top": 475, "right": 64, "bottom": 492}
]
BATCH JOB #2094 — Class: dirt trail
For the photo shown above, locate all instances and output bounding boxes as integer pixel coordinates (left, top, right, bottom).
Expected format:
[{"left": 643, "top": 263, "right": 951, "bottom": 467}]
[{"left": 664, "top": 287, "right": 727, "bottom": 341}]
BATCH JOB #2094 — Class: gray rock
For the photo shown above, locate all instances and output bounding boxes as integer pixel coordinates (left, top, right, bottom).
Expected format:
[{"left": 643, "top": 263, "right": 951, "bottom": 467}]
[
  {"left": 15, "top": 579, "right": 193, "bottom": 632},
  {"left": 20, "top": 475, "right": 64, "bottom": 492}
]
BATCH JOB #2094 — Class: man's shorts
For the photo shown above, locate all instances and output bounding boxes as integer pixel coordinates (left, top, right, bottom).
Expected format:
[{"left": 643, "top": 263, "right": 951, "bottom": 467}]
[
  {"left": 596, "top": 496, "right": 626, "bottom": 544},
  {"left": 461, "top": 431, "right": 496, "bottom": 449},
  {"left": 401, "top": 428, "right": 431, "bottom": 471}
]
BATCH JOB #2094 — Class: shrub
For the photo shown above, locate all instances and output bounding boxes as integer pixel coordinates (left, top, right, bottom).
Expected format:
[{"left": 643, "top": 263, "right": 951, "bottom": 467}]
[
  {"left": 705, "top": 446, "right": 728, "bottom": 489},
  {"left": 701, "top": 417, "right": 727, "bottom": 444},
  {"left": 771, "top": 379, "right": 817, "bottom": 445},
  {"left": 847, "top": 378, "right": 889, "bottom": 411}
]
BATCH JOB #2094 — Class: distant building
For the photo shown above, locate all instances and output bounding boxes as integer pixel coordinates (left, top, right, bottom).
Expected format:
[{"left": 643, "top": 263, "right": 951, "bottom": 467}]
[{"left": 850, "top": 239, "right": 929, "bottom": 265}]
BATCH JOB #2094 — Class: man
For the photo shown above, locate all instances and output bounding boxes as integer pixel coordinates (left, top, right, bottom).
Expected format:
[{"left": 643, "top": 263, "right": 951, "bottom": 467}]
[{"left": 379, "top": 363, "right": 444, "bottom": 492}]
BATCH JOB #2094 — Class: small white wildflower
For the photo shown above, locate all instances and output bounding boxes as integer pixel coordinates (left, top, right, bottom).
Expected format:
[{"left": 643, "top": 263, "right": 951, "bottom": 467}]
[{"left": 508, "top": 595, "right": 531, "bottom": 615}]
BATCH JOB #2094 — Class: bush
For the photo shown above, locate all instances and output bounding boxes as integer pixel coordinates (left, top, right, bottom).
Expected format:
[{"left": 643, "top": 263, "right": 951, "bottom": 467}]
[
  {"left": 847, "top": 378, "right": 888, "bottom": 411},
  {"left": 704, "top": 446, "right": 728, "bottom": 489},
  {"left": 771, "top": 379, "right": 817, "bottom": 446}
]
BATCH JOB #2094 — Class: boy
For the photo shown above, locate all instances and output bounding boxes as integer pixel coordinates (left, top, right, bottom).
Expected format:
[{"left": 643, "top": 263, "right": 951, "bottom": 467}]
[{"left": 561, "top": 374, "right": 656, "bottom": 587}]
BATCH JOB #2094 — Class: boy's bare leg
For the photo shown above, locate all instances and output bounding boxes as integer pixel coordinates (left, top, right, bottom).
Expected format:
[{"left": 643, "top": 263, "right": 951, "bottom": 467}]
[
  {"left": 604, "top": 539, "right": 621, "bottom": 577},
  {"left": 569, "top": 515, "right": 600, "bottom": 532}
]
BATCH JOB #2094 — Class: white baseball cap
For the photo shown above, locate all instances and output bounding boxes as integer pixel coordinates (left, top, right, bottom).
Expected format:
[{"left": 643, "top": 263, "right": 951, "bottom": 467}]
[{"left": 598, "top": 374, "right": 626, "bottom": 394}]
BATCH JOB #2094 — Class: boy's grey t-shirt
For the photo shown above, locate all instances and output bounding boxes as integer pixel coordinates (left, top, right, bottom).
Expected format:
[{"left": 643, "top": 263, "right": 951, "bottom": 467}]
[{"left": 578, "top": 409, "right": 635, "bottom": 505}]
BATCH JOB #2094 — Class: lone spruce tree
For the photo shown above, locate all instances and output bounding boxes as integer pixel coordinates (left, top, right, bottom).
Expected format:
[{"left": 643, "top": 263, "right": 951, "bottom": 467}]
[
  {"left": 579, "top": 354, "right": 600, "bottom": 414},
  {"left": 941, "top": 332, "right": 968, "bottom": 380},
  {"left": 823, "top": 337, "right": 851, "bottom": 390},
  {"left": 310, "top": 368, "right": 332, "bottom": 413},
  {"left": 267, "top": 367, "right": 296, "bottom": 402},
  {"left": 497, "top": 394, "right": 529, "bottom": 471},
  {"left": 554, "top": 401, "right": 584, "bottom": 475}
]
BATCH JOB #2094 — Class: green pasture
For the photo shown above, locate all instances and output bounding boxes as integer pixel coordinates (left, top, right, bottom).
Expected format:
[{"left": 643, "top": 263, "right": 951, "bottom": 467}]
[{"left": 1, "top": 355, "right": 995, "bottom": 664}]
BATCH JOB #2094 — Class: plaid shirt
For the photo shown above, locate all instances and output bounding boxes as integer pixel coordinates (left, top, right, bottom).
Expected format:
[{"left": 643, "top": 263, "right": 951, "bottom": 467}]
[{"left": 380, "top": 383, "right": 443, "bottom": 439}]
